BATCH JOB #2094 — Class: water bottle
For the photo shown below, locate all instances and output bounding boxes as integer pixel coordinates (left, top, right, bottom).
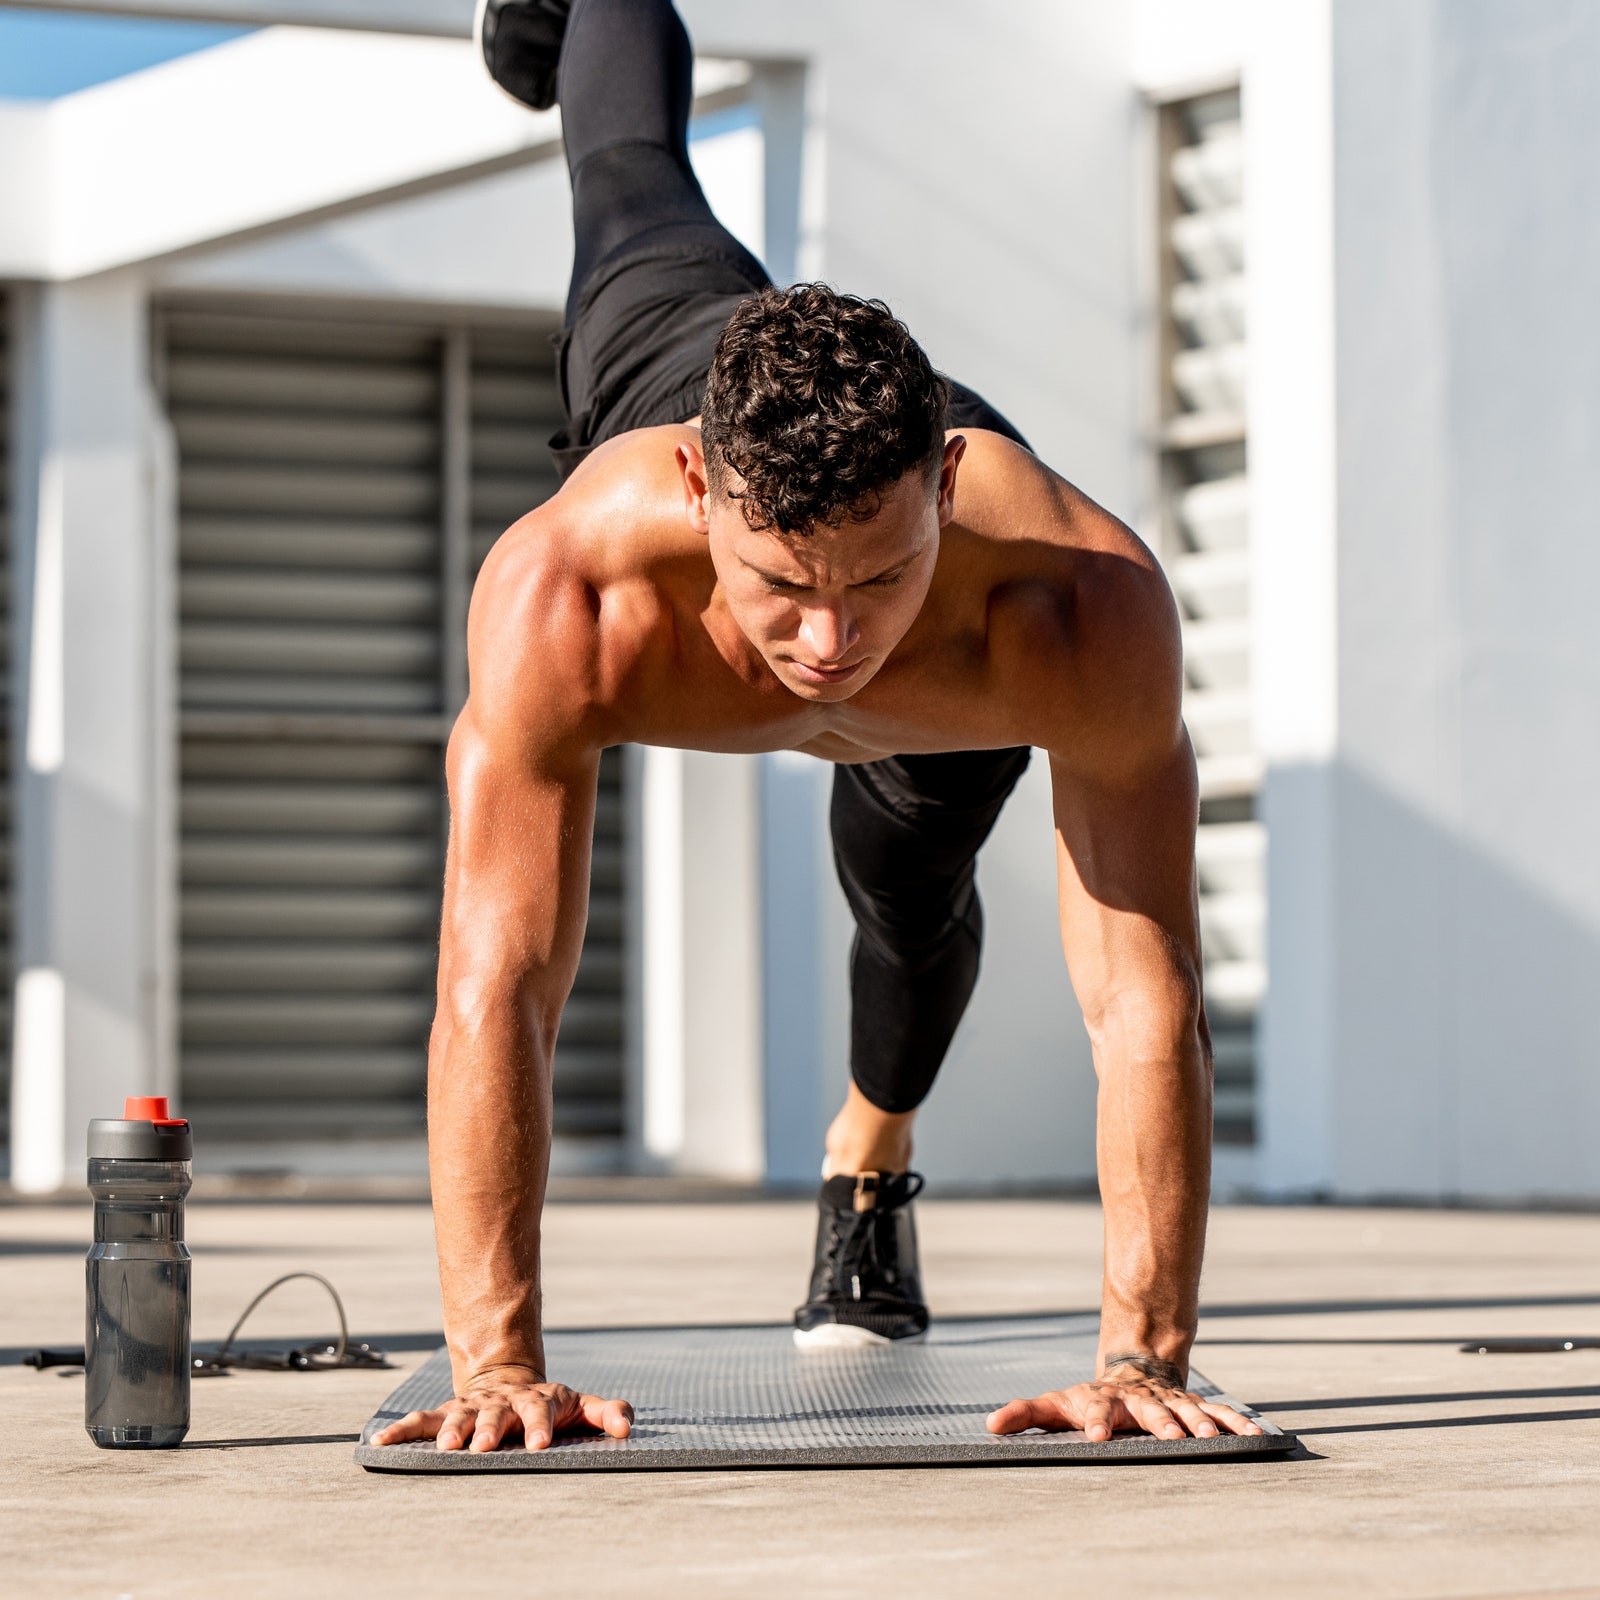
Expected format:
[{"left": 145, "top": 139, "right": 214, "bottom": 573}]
[{"left": 85, "top": 1096, "right": 193, "bottom": 1449}]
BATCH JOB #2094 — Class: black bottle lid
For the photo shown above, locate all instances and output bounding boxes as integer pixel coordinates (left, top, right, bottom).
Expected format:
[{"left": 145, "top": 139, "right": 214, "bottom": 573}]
[{"left": 87, "top": 1097, "right": 194, "bottom": 1161}]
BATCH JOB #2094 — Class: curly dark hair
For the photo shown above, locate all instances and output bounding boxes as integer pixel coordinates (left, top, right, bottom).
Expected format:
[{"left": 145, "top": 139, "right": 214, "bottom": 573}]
[{"left": 700, "top": 284, "right": 951, "bottom": 535}]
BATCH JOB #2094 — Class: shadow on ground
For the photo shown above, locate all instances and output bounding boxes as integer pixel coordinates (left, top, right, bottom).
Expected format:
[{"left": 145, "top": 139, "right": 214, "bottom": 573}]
[{"left": 180, "top": 1433, "right": 361, "bottom": 1451}]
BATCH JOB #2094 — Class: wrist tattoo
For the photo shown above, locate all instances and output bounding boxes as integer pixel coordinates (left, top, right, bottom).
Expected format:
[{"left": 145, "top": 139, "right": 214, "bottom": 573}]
[{"left": 1101, "top": 1353, "right": 1186, "bottom": 1389}]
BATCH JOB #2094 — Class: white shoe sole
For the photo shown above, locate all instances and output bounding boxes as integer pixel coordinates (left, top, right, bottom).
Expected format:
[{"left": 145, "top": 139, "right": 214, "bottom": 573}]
[{"left": 792, "top": 1323, "right": 928, "bottom": 1350}]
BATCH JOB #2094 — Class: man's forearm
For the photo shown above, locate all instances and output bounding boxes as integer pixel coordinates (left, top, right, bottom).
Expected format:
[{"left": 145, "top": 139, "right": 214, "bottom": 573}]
[
  {"left": 1093, "top": 1019, "right": 1212, "bottom": 1377},
  {"left": 429, "top": 1002, "right": 556, "bottom": 1385}
]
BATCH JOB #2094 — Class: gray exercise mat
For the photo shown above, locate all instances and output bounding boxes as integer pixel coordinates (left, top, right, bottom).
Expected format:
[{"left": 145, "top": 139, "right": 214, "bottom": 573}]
[{"left": 356, "top": 1315, "right": 1295, "bottom": 1471}]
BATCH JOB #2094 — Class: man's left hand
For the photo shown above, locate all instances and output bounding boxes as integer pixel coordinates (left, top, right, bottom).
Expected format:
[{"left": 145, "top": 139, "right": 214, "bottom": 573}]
[{"left": 986, "top": 1362, "right": 1263, "bottom": 1443}]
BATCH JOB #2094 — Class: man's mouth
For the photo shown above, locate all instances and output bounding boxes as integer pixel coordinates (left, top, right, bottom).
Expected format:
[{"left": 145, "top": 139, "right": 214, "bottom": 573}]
[{"left": 786, "top": 658, "right": 865, "bottom": 686}]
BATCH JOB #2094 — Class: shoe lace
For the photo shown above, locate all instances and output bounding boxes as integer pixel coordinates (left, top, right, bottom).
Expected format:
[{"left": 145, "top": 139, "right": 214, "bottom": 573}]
[{"left": 825, "top": 1174, "right": 924, "bottom": 1301}]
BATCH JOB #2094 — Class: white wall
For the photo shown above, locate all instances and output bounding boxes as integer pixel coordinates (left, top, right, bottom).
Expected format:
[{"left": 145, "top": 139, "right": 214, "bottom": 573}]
[
  {"left": 685, "top": 0, "right": 1139, "bottom": 499},
  {"left": 161, "top": 111, "right": 765, "bottom": 308},
  {"left": 0, "top": 104, "right": 51, "bottom": 274},
  {"left": 8, "top": 276, "right": 172, "bottom": 1192},
  {"left": 1259, "top": 0, "right": 1600, "bottom": 1201},
  {"left": 1132, "top": 0, "right": 1246, "bottom": 93},
  {"left": 0, "top": 28, "right": 756, "bottom": 283}
]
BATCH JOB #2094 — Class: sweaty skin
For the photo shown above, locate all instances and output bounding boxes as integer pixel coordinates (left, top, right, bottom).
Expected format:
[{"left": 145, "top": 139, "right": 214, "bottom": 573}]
[{"left": 372, "top": 423, "right": 1262, "bottom": 1453}]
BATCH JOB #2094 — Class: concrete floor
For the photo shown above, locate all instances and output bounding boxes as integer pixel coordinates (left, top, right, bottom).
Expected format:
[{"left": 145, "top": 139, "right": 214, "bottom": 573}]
[{"left": 3, "top": 1192, "right": 1599, "bottom": 1600}]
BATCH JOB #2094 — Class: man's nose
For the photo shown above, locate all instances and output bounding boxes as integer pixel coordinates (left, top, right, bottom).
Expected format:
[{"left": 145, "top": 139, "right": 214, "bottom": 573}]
[{"left": 799, "top": 603, "right": 859, "bottom": 663}]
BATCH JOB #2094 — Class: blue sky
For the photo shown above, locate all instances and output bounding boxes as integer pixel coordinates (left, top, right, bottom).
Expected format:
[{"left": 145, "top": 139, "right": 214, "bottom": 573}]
[{"left": 0, "top": 6, "right": 251, "bottom": 99}]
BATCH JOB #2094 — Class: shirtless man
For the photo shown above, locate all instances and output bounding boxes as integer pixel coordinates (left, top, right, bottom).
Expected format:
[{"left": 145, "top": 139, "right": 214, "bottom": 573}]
[{"left": 373, "top": 0, "right": 1262, "bottom": 1453}]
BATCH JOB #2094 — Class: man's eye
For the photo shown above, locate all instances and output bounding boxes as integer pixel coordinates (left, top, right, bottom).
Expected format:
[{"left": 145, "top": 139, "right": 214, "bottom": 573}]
[{"left": 863, "top": 572, "right": 905, "bottom": 589}]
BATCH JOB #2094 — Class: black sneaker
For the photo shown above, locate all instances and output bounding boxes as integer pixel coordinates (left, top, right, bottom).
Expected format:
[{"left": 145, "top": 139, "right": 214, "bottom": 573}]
[
  {"left": 793, "top": 1171, "right": 929, "bottom": 1348},
  {"left": 474, "top": 0, "right": 572, "bottom": 111}
]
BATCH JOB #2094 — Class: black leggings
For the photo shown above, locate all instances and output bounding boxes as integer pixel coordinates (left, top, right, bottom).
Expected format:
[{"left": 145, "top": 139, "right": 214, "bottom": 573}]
[
  {"left": 831, "top": 751, "right": 1033, "bottom": 1113},
  {"left": 559, "top": 0, "right": 726, "bottom": 316},
  {"left": 556, "top": 0, "right": 1035, "bottom": 1115}
]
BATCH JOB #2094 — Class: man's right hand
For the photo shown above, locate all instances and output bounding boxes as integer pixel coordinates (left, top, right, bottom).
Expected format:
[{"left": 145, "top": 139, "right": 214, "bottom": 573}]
[{"left": 370, "top": 1365, "right": 635, "bottom": 1453}]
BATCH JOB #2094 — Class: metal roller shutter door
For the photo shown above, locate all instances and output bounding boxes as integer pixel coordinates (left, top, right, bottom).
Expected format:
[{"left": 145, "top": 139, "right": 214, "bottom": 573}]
[{"left": 166, "top": 306, "right": 625, "bottom": 1145}]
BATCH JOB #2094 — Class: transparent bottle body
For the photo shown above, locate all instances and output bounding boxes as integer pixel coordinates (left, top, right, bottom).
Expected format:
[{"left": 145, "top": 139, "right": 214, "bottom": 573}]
[{"left": 85, "top": 1157, "right": 192, "bottom": 1448}]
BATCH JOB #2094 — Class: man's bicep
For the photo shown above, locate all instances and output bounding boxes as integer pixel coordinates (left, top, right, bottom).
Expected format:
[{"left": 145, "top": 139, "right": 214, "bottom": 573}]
[
  {"left": 439, "top": 705, "right": 601, "bottom": 1011},
  {"left": 442, "top": 530, "right": 608, "bottom": 1001}
]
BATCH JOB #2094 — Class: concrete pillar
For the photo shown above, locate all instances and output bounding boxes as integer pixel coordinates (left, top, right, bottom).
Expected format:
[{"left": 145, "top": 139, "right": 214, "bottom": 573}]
[
  {"left": 1327, "top": 0, "right": 1600, "bottom": 1201},
  {"left": 1253, "top": 0, "right": 1600, "bottom": 1201},
  {"left": 8, "top": 274, "right": 172, "bottom": 1194},
  {"left": 750, "top": 61, "right": 810, "bottom": 288},
  {"left": 635, "top": 745, "right": 765, "bottom": 1179},
  {"left": 1243, "top": 0, "right": 1342, "bottom": 1197},
  {"left": 758, "top": 751, "right": 838, "bottom": 1186}
]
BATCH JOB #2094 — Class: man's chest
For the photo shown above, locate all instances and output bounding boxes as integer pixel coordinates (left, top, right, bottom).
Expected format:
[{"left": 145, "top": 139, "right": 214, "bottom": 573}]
[{"left": 623, "top": 641, "right": 1043, "bottom": 763}]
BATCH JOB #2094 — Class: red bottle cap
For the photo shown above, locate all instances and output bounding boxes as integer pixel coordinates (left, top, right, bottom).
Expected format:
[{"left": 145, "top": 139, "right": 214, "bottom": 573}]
[{"left": 124, "top": 1096, "right": 188, "bottom": 1128}]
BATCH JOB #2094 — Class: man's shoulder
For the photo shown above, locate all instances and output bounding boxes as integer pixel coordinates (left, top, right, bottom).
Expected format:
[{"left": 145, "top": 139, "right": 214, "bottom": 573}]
[
  {"left": 956, "top": 436, "right": 1174, "bottom": 651},
  {"left": 954, "top": 436, "right": 1183, "bottom": 768},
  {"left": 485, "top": 423, "right": 701, "bottom": 594},
  {"left": 466, "top": 428, "right": 698, "bottom": 739}
]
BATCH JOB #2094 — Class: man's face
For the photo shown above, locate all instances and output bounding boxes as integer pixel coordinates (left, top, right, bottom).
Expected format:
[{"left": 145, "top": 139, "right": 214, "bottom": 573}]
[{"left": 680, "top": 437, "right": 965, "bottom": 702}]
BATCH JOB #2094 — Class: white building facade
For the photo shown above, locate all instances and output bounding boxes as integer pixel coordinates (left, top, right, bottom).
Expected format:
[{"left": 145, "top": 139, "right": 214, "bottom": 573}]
[{"left": 3, "top": 0, "right": 1597, "bottom": 1203}]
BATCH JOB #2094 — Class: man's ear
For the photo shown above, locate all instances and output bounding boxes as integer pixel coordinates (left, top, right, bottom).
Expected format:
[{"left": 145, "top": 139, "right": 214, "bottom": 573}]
[
  {"left": 678, "top": 441, "right": 712, "bottom": 535},
  {"left": 936, "top": 433, "right": 967, "bottom": 526}
]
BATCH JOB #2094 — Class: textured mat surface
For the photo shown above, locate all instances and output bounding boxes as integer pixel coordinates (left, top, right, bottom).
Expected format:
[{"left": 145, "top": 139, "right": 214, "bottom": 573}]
[{"left": 356, "top": 1316, "right": 1295, "bottom": 1471}]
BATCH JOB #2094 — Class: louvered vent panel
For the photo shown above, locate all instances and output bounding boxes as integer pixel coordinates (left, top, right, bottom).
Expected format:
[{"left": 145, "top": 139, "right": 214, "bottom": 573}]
[
  {"left": 1157, "top": 89, "right": 1263, "bottom": 1145},
  {"left": 169, "top": 313, "right": 444, "bottom": 1138},
  {"left": 168, "top": 307, "right": 625, "bottom": 1144},
  {"left": 172, "top": 316, "right": 445, "bottom": 719},
  {"left": 471, "top": 332, "right": 623, "bottom": 1137},
  {"left": 0, "top": 294, "right": 12, "bottom": 1140}
]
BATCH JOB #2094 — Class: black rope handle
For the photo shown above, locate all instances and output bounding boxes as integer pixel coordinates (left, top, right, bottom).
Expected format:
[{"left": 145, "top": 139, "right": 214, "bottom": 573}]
[{"left": 212, "top": 1271, "right": 349, "bottom": 1369}]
